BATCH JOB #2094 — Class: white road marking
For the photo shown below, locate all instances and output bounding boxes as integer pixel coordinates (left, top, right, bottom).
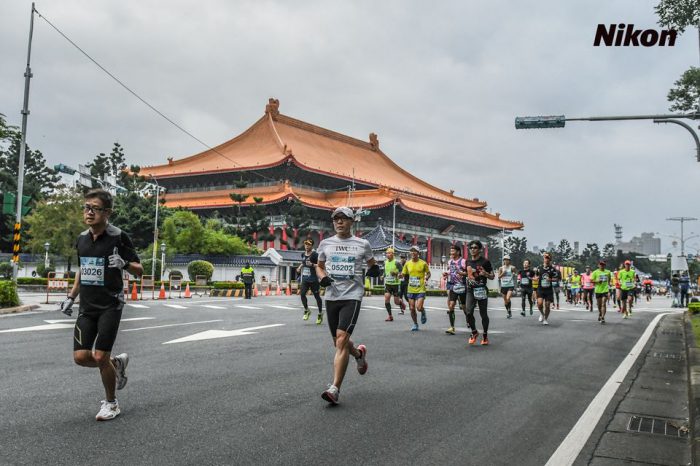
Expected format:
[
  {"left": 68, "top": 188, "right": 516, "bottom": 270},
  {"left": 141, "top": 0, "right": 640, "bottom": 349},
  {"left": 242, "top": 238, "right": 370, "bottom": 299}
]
[
  {"left": 0, "top": 317, "right": 154, "bottom": 333},
  {"left": 127, "top": 304, "right": 149, "bottom": 308},
  {"left": 235, "top": 305, "right": 262, "bottom": 310},
  {"left": 365, "top": 306, "right": 387, "bottom": 310},
  {"left": 545, "top": 312, "right": 671, "bottom": 466},
  {"left": 202, "top": 305, "right": 226, "bottom": 309},
  {"left": 164, "top": 304, "right": 188, "bottom": 309},
  {"left": 269, "top": 305, "right": 298, "bottom": 310},
  {"left": 123, "top": 319, "right": 223, "bottom": 332},
  {"left": 163, "top": 323, "right": 285, "bottom": 344}
]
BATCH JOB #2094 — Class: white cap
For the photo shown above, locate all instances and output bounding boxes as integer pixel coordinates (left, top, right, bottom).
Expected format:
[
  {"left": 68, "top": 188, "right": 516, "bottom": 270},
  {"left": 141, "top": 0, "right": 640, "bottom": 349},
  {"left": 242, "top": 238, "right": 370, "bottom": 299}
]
[{"left": 331, "top": 207, "right": 354, "bottom": 219}]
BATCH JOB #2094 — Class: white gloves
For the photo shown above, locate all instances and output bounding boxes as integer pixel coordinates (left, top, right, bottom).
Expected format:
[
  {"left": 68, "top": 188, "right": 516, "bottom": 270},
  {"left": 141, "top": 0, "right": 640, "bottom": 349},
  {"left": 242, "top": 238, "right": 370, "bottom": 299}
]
[
  {"left": 108, "top": 247, "right": 127, "bottom": 269},
  {"left": 59, "top": 297, "right": 75, "bottom": 316}
]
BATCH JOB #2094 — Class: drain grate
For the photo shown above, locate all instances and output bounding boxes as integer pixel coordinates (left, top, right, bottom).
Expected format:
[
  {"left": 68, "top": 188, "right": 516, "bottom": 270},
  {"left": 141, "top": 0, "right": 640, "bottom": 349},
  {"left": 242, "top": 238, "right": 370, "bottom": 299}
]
[
  {"left": 660, "top": 329, "right": 683, "bottom": 337},
  {"left": 627, "top": 416, "right": 688, "bottom": 438},
  {"left": 651, "top": 351, "right": 683, "bottom": 360}
]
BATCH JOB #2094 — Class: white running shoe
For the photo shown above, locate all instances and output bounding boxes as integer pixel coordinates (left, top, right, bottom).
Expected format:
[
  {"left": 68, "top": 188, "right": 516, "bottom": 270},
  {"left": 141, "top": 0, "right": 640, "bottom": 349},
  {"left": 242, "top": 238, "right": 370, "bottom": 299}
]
[
  {"left": 96, "top": 399, "right": 120, "bottom": 421},
  {"left": 113, "top": 353, "right": 129, "bottom": 390},
  {"left": 538, "top": 315, "right": 543, "bottom": 322},
  {"left": 542, "top": 319, "right": 549, "bottom": 326},
  {"left": 322, "top": 385, "right": 339, "bottom": 405},
  {"left": 356, "top": 344, "right": 368, "bottom": 375}
]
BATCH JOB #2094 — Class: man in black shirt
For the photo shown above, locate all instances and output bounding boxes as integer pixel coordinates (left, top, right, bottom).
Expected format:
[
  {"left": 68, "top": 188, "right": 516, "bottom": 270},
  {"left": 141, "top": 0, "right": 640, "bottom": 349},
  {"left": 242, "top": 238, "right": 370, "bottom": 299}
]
[
  {"left": 518, "top": 260, "right": 535, "bottom": 317},
  {"left": 465, "top": 240, "right": 495, "bottom": 346},
  {"left": 59, "top": 189, "right": 142, "bottom": 421},
  {"left": 536, "top": 253, "right": 559, "bottom": 326},
  {"left": 297, "top": 238, "right": 323, "bottom": 324}
]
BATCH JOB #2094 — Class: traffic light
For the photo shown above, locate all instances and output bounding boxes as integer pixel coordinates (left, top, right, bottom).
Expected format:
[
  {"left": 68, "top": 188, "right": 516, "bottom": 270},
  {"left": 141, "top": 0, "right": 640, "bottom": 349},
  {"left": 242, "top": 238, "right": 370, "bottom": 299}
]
[
  {"left": 53, "top": 163, "right": 76, "bottom": 175},
  {"left": 514, "top": 115, "right": 566, "bottom": 129},
  {"left": 2, "top": 193, "right": 32, "bottom": 215}
]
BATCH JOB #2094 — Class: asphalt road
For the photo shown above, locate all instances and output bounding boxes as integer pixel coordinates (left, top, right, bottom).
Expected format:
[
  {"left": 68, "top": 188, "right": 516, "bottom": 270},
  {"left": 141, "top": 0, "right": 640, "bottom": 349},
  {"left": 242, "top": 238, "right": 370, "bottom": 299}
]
[{"left": 0, "top": 294, "right": 677, "bottom": 466}]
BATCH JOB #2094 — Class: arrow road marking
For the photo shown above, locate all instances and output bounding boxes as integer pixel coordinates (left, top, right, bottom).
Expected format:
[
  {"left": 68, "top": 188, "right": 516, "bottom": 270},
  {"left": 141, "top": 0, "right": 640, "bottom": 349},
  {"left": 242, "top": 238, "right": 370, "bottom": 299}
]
[
  {"left": 124, "top": 319, "right": 223, "bottom": 332},
  {"left": 1, "top": 317, "right": 154, "bottom": 333},
  {"left": 163, "top": 323, "right": 285, "bottom": 344}
]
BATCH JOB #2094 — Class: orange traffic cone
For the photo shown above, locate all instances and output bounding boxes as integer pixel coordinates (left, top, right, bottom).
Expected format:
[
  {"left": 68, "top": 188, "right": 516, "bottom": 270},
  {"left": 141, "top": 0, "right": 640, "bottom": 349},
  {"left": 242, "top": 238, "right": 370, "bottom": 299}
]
[
  {"left": 286, "top": 285, "right": 291, "bottom": 296},
  {"left": 184, "top": 283, "right": 192, "bottom": 298},
  {"left": 131, "top": 283, "right": 138, "bottom": 301},
  {"left": 276, "top": 284, "right": 282, "bottom": 295},
  {"left": 253, "top": 286, "right": 258, "bottom": 297},
  {"left": 158, "top": 283, "right": 166, "bottom": 300},
  {"left": 265, "top": 286, "right": 270, "bottom": 296}
]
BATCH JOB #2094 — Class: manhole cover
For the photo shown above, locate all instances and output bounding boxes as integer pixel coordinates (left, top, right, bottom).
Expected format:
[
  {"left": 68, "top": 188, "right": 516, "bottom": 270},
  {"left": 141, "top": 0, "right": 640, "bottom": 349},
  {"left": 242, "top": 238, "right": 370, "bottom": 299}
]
[
  {"left": 651, "top": 352, "right": 683, "bottom": 360},
  {"left": 627, "top": 416, "right": 688, "bottom": 438}
]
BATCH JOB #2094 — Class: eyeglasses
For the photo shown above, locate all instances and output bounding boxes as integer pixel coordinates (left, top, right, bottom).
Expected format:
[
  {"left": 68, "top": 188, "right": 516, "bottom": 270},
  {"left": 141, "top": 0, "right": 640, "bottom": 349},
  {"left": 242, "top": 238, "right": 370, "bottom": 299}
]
[
  {"left": 332, "top": 217, "right": 351, "bottom": 223},
  {"left": 469, "top": 246, "right": 480, "bottom": 250},
  {"left": 83, "top": 204, "right": 106, "bottom": 213}
]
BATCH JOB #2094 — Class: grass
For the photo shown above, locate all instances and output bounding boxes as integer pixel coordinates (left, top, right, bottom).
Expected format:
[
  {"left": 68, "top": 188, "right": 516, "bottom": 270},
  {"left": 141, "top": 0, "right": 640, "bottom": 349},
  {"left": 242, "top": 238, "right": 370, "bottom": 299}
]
[{"left": 691, "top": 311, "right": 700, "bottom": 347}]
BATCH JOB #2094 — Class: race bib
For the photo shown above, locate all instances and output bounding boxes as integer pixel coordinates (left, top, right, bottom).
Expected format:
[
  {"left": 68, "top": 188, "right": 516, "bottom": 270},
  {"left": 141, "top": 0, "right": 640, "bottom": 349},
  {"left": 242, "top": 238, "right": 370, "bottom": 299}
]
[
  {"left": 452, "top": 282, "right": 466, "bottom": 294},
  {"left": 473, "top": 286, "right": 487, "bottom": 300},
  {"left": 409, "top": 276, "right": 421, "bottom": 288},
  {"left": 541, "top": 278, "right": 551, "bottom": 288},
  {"left": 624, "top": 281, "right": 634, "bottom": 288},
  {"left": 328, "top": 255, "right": 355, "bottom": 280},
  {"left": 501, "top": 273, "right": 513, "bottom": 287},
  {"left": 80, "top": 257, "right": 105, "bottom": 286},
  {"left": 599, "top": 274, "right": 608, "bottom": 282},
  {"left": 520, "top": 277, "right": 530, "bottom": 285},
  {"left": 552, "top": 281, "right": 560, "bottom": 288},
  {"left": 302, "top": 268, "right": 311, "bottom": 278}
]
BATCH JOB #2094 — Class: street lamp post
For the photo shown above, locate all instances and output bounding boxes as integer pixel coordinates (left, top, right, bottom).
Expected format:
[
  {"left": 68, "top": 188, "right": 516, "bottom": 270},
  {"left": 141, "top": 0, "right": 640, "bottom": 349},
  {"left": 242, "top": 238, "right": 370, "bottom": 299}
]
[
  {"left": 160, "top": 242, "right": 166, "bottom": 282},
  {"left": 43, "top": 242, "right": 49, "bottom": 268},
  {"left": 666, "top": 217, "right": 698, "bottom": 256},
  {"left": 149, "top": 177, "right": 164, "bottom": 277}
]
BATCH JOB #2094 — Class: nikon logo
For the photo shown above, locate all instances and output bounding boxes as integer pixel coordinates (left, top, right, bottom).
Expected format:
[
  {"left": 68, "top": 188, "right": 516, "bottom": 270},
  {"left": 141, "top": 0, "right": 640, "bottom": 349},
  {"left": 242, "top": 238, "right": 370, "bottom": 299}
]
[{"left": 594, "top": 24, "right": 677, "bottom": 47}]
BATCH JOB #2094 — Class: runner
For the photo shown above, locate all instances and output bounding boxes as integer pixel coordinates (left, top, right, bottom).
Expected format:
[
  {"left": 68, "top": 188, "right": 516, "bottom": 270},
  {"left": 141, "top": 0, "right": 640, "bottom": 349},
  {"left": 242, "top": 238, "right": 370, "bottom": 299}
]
[
  {"left": 58, "top": 189, "right": 143, "bottom": 421},
  {"left": 535, "top": 253, "right": 558, "bottom": 325},
  {"left": 552, "top": 268, "right": 562, "bottom": 309},
  {"left": 443, "top": 244, "right": 468, "bottom": 334},
  {"left": 591, "top": 260, "right": 613, "bottom": 324},
  {"left": 612, "top": 266, "right": 622, "bottom": 310},
  {"left": 569, "top": 270, "right": 582, "bottom": 306},
  {"left": 401, "top": 246, "right": 431, "bottom": 331},
  {"left": 581, "top": 266, "right": 595, "bottom": 311},
  {"left": 316, "top": 207, "right": 378, "bottom": 405},
  {"left": 382, "top": 248, "right": 405, "bottom": 322},
  {"left": 617, "top": 260, "right": 636, "bottom": 319},
  {"left": 398, "top": 253, "right": 409, "bottom": 313},
  {"left": 643, "top": 276, "right": 654, "bottom": 302},
  {"left": 518, "top": 260, "right": 535, "bottom": 317},
  {"left": 498, "top": 255, "right": 517, "bottom": 318},
  {"left": 465, "top": 240, "right": 494, "bottom": 345},
  {"left": 297, "top": 238, "right": 323, "bottom": 325},
  {"left": 531, "top": 267, "right": 540, "bottom": 302}
]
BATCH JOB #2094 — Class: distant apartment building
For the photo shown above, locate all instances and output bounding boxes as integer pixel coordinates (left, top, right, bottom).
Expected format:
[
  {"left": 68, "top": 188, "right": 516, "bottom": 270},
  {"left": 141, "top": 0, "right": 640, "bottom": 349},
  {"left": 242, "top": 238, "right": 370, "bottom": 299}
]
[{"left": 617, "top": 232, "right": 661, "bottom": 255}]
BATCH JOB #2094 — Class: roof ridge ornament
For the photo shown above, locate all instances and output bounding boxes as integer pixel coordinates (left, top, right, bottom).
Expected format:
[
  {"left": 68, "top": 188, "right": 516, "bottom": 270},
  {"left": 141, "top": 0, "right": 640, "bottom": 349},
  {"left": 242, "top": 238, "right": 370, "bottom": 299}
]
[
  {"left": 369, "top": 133, "right": 379, "bottom": 150},
  {"left": 265, "top": 98, "right": 280, "bottom": 119}
]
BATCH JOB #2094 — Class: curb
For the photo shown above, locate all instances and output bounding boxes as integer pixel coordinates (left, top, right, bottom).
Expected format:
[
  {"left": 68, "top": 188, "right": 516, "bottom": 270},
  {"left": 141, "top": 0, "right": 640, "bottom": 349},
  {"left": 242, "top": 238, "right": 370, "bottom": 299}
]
[
  {"left": 687, "top": 311, "right": 700, "bottom": 465},
  {"left": 0, "top": 303, "right": 40, "bottom": 315}
]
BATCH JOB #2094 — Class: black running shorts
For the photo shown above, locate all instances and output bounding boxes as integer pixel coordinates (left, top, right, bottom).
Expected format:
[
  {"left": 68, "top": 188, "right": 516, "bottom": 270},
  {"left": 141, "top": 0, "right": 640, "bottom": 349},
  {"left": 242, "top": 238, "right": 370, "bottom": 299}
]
[
  {"left": 326, "top": 300, "right": 361, "bottom": 337},
  {"left": 73, "top": 306, "right": 123, "bottom": 352},
  {"left": 620, "top": 289, "right": 632, "bottom": 300},
  {"left": 448, "top": 290, "right": 466, "bottom": 305},
  {"left": 300, "top": 280, "right": 320, "bottom": 295},
  {"left": 538, "top": 288, "right": 554, "bottom": 303},
  {"left": 385, "top": 284, "right": 401, "bottom": 297}
]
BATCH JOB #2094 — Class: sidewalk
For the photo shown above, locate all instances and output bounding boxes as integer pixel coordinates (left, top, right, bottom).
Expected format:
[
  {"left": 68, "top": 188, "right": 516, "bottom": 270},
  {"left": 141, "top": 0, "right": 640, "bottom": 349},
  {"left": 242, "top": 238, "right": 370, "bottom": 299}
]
[{"left": 577, "top": 312, "right": 691, "bottom": 465}]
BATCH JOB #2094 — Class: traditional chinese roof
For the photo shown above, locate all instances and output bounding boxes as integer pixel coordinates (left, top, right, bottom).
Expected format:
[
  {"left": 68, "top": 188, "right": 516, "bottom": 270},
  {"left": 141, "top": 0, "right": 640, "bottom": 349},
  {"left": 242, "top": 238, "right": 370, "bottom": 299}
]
[
  {"left": 142, "top": 98, "right": 487, "bottom": 210},
  {"left": 362, "top": 221, "right": 418, "bottom": 253},
  {"left": 161, "top": 180, "right": 523, "bottom": 230}
]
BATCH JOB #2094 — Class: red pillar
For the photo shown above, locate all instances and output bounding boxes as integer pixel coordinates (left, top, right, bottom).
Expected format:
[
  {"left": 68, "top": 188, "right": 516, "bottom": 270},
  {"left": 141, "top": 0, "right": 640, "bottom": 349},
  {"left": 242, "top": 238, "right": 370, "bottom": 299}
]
[
  {"left": 281, "top": 224, "right": 288, "bottom": 251},
  {"left": 268, "top": 226, "right": 275, "bottom": 249},
  {"left": 462, "top": 244, "right": 467, "bottom": 259},
  {"left": 319, "top": 230, "right": 325, "bottom": 241},
  {"left": 427, "top": 237, "right": 433, "bottom": 264},
  {"left": 484, "top": 245, "right": 489, "bottom": 259},
  {"left": 293, "top": 228, "right": 298, "bottom": 249},
  {"left": 412, "top": 235, "right": 418, "bottom": 245}
]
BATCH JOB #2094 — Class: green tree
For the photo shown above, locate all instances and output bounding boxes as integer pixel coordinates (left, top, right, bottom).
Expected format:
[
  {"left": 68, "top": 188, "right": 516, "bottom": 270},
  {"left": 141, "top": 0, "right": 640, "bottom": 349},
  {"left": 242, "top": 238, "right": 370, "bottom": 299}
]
[
  {"left": 161, "top": 211, "right": 206, "bottom": 254},
  {"left": 601, "top": 243, "right": 618, "bottom": 266},
  {"left": 580, "top": 243, "right": 601, "bottom": 268},
  {"left": 23, "top": 190, "right": 84, "bottom": 270},
  {"left": 553, "top": 239, "right": 574, "bottom": 264},
  {"left": 242, "top": 197, "right": 275, "bottom": 247},
  {"left": 667, "top": 67, "right": 700, "bottom": 112},
  {"left": 283, "top": 199, "right": 311, "bottom": 249},
  {"left": 0, "top": 113, "right": 60, "bottom": 251},
  {"left": 504, "top": 236, "right": 528, "bottom": 268},
  {"left": 229, "top": 178, "right": 249, "bottom": 234},
  {"left": 656, "top": 0, "right": 700, "bottom": 32},
  {"left": 110, "top": 191, "right": 169, "bottom": 251}
]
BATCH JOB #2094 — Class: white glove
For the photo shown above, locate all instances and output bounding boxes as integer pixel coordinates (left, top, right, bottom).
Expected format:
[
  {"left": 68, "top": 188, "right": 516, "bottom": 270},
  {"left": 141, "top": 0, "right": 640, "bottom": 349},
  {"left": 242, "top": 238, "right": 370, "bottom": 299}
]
[
  {"left": 108, "top": 247, "right": 127, "bottom": 269},
  {"left": 59, "top": 297, "right": 75, "bottom": 316}
]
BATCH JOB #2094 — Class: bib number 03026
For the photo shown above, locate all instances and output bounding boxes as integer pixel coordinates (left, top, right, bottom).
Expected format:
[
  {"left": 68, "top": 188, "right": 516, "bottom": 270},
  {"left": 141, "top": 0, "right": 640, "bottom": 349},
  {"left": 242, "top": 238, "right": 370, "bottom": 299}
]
[{"left": 80, "top": 257, "right": 105, "bottom": 286}]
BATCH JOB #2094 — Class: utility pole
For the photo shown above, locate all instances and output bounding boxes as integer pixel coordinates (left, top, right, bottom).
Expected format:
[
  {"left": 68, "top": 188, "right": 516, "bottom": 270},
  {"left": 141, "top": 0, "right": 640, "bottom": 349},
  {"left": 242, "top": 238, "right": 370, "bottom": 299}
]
[
  {"left": 666, "top": 216, "right": 698, "bottom": 256},
  {"left": 12, "top": 3, "right": 36, "bottom": 281}
]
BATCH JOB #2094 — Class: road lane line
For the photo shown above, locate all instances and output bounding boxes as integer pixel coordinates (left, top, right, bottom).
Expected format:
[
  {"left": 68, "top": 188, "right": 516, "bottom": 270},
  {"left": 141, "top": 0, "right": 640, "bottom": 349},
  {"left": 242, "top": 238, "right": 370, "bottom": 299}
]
[
  {"left": 545, "top": 312, "right": 671, "bottom": 466},
  {"left": 235, "top": 305, "right": 262, "bottom": 310},
  {"left": 123, "top": 319, "right": 223, "bottom": 332},
  {"left": 269, "top": 305, "right": 298, "bottom": 310},
  {"left": 202, "top": 305, "right": 226, "bottom": 309},
  {"left": 127, "top": 304, "right": 149, "bottom": 308},
  {"left": 164, "top": 304, "right": 188, "bottom": 309}
]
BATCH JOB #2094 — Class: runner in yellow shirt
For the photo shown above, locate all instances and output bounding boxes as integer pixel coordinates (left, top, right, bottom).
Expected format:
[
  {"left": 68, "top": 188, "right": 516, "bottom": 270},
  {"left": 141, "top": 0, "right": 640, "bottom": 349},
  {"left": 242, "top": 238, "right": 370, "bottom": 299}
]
[{"left": 401, "top": 246, "right": 431, "bottom": 331}]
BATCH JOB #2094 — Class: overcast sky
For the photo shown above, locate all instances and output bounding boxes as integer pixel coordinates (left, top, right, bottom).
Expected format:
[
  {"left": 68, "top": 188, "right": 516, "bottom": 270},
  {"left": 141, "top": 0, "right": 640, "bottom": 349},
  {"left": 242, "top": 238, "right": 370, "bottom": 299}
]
[{"left": 2, "top": 0, "right": 698, "bottom": 254}]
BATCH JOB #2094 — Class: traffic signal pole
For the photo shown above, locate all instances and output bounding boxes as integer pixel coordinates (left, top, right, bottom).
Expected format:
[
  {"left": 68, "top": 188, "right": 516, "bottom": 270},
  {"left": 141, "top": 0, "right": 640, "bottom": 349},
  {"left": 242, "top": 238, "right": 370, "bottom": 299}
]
[
  {"left": 12, "top": 3, "right": 36, "bottom": 281},
  {"left": 515, "top": 112, "right": 700, "bottom": 163}
]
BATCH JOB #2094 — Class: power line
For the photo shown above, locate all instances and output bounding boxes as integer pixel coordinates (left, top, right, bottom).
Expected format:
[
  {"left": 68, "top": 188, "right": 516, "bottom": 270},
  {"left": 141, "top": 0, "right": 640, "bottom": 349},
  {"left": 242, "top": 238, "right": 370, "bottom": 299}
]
[{"left": 34, "top": 8, "right": 277, "bottom": 183}]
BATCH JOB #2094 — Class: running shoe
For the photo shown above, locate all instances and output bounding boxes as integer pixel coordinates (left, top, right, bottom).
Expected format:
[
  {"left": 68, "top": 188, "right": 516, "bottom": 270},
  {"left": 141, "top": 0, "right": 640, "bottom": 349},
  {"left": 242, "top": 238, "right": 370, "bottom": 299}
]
[
  {"left": 507, "top": 312, "right": 512, "bottom": 319},
  {"left": 385, "top": 315, "right": 394, "bottom": 322},
  {"left": 113, "top": 353, "right": 129, "bottom": 390},
  {"left": 481, "top": 335, "right": 489, "bottom": 345},
  {"left": 316, "top": 313, "right": 323, "bottom": 325},
  {"left": 411, "top": 324, "right": 419, "bottom": 332},
  {"left": 96, "top": 399, "right": 120, "bottom": 421},
  {"left": 322, "top": 385, "right": 339, "bottom": 405},
  {"left": 601, "top": 319, "right": 606, "bottom": 325},
  {"left": 542, "top": 319, "right": 549, "bottom": 326},
  {"left": 303, "top": 310, "right": 310, "bottom": 321},
  {"left": 538, "top": 315, "right": 543, "bottom": 322},
  {"left": 529, "top": 308, "right": 533, "bottom": 316},
  {"left": 468, "top": 332, "right": 479, "bottom": 345},
  {"left": 356, "top": 344, "right": 368, "bottom": 375},
  {"left": 520, "top": 310, "right": 526, "bottom": 317},
  {"left": 445, "top": 327, "right": 456, "bottom": 335},
  {"left": 556, "top": 304, "right": 560, "bottom": 309},
  {"left": 400, "top": 301, "right": 406, "bottom": 312},
  {"left": 420, "top": 311, "right": 427, "bottom": 325}
]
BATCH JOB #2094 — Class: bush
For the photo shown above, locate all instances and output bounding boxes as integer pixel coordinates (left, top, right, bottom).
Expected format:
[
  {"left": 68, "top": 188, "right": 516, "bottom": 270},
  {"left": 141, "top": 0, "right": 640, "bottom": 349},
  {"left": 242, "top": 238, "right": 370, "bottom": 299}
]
[
  {"left": 36, "top": 263, "right": 55, "bottom": 278},
  {"left": 187, "top": 260, "right": 214, "bottom": 281},
  {"left": 0, "top": 263, "right": 13, "bottom": 280},
  {"left": 212, "top": 281, "right": 244, "bottom": 290},
  {"left": 17, "top": 277, "right": 49, "bottom": 285},
  {"left": 0, "top": 280, "right": 20, "bottom": 308},
  {"left": 169, "top": 270, "right": 184, "bottom": 279},
  {"left": 141, "top": 258, "right": 162, "bottom": 277}
]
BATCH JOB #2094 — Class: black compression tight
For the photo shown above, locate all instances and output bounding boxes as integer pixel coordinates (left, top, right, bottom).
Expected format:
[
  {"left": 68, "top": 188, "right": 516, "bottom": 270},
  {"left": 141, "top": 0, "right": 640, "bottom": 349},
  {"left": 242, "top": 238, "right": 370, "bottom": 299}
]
[{"left": 466, "top": 294, "right": 489, "bottom": 334}]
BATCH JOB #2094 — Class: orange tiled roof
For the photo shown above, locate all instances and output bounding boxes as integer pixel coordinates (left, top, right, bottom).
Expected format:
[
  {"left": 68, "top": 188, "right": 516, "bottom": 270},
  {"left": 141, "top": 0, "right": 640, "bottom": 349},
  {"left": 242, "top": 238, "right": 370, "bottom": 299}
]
[
  {"left": 163, "top": 182, "right": 523, "bottom": 230},
  {"left": 142, "top": 99, "right": 487, "bottom": 210}
]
